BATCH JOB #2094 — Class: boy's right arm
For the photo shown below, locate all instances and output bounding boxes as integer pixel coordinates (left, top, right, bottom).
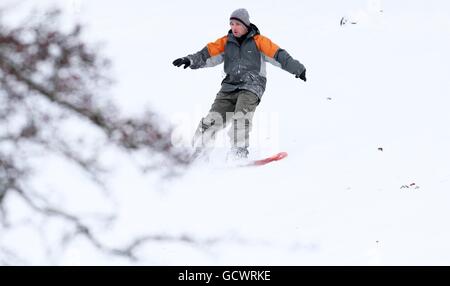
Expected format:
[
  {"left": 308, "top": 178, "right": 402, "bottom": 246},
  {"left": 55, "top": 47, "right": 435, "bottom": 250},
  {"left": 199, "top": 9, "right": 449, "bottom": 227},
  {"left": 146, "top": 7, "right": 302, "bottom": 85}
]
[{"left": 173, "top": 36, "right": 228, "bottom": 69}]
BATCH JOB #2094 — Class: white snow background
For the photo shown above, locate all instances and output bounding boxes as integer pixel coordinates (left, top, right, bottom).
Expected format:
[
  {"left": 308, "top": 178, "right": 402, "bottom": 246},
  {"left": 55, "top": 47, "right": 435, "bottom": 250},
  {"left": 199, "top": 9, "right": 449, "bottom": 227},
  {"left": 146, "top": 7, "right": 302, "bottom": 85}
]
[{"left": 1, "top": 0, "right": 450, "bottom": 265}]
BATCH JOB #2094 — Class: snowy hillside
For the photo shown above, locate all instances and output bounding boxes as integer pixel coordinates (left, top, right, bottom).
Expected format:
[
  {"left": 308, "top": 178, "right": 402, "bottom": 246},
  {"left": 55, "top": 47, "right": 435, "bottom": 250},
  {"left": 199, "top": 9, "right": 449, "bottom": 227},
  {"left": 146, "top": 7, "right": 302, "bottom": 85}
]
[{"left": 2, "top": 0, "right": 450, "bottom": 265}]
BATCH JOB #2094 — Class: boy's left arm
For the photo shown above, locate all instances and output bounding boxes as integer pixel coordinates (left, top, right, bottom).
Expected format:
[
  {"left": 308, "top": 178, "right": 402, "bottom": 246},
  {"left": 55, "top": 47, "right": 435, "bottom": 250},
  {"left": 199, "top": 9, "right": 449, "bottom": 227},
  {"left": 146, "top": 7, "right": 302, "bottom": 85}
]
[{"left": 254, "top": 35, "right": 306, "bottom": 80}]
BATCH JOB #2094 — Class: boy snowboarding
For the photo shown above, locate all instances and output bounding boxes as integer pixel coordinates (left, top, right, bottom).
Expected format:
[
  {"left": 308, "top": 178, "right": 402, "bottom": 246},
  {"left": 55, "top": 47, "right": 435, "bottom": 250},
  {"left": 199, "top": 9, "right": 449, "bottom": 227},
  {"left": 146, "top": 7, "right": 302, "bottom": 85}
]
[{"left": 173, "top": 8, "right": 306, "bottom": 161}]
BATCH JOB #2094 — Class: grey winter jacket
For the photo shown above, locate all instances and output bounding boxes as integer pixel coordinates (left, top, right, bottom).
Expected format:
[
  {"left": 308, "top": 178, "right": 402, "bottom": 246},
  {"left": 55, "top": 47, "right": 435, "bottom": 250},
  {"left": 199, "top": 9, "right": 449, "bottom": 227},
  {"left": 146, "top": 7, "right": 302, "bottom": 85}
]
[{"left": 186, "top": 24, "right": 306, "bottom": 99}]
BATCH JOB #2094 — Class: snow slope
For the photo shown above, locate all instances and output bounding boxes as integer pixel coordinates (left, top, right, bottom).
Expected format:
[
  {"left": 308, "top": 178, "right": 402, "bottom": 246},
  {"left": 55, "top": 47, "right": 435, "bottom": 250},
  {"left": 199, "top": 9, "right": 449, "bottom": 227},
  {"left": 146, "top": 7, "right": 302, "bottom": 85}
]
[{"left": 2, "top": 0, "right": 450, "bottom": 265}]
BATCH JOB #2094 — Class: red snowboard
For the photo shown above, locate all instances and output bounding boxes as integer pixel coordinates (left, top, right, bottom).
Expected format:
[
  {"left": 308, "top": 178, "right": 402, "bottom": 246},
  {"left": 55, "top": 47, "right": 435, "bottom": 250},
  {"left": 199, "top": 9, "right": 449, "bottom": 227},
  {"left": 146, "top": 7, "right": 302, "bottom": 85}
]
[{"left": 247, "top": 152, "right": 288, "bottom": 166}]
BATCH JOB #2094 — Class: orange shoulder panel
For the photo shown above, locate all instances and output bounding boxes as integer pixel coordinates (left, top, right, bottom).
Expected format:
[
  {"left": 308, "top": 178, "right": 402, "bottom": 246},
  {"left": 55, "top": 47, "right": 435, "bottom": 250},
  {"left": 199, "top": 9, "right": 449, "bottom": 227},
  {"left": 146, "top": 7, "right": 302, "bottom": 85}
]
[
  {"left": 207, "top": 35, "right": 228, "bottom": 57},
  {"left": 253, "top": 35, "right": 280, "bottom": 59}
]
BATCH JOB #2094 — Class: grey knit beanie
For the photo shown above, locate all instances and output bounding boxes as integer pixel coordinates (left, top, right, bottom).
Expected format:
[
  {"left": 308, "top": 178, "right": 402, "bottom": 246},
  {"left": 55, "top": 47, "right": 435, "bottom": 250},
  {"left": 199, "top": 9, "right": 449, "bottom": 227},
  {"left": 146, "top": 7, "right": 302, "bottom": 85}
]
[{"left": 230, "top": 8, "right": 251, "bottom": 28}]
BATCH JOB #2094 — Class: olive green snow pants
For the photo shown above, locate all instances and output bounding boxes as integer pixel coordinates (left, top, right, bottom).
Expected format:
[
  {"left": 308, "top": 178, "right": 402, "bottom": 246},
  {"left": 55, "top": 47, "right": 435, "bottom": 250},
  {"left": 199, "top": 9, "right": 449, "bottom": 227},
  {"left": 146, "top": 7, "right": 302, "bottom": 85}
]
[{"left": 192, "top": 89, "right": 260, "bottom": 149}]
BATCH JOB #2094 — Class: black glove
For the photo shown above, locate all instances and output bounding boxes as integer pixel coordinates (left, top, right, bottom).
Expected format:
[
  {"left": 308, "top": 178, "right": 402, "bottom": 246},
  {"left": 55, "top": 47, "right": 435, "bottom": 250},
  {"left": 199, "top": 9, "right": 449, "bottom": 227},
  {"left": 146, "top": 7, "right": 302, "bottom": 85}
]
[
  {"left": 295, "top": 69, "right": 307, "bottom": 81},
  {"left": 172, "top": 57, "right": 191, "bottom": 69}
]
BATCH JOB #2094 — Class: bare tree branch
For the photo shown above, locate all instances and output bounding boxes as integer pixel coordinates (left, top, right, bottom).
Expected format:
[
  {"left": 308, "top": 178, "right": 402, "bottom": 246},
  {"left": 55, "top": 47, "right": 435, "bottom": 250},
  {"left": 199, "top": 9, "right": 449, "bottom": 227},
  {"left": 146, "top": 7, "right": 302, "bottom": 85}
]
[
  {"left": 0, "top": 246, "right": 27, "bottom": 266},
  {"left": 11, "top": 186, "right": 216, "bottom": 261},
  {"left": 0, "top": 7, "right": 194, "bottom": 264}
]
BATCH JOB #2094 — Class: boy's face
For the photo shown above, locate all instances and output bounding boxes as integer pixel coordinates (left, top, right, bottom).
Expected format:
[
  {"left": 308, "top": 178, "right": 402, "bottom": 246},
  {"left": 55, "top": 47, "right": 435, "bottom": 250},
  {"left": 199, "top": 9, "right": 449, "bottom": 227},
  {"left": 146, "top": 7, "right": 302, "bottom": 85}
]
[{"left": 230, "top": 20, "right": 248, "bottom": 37}]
